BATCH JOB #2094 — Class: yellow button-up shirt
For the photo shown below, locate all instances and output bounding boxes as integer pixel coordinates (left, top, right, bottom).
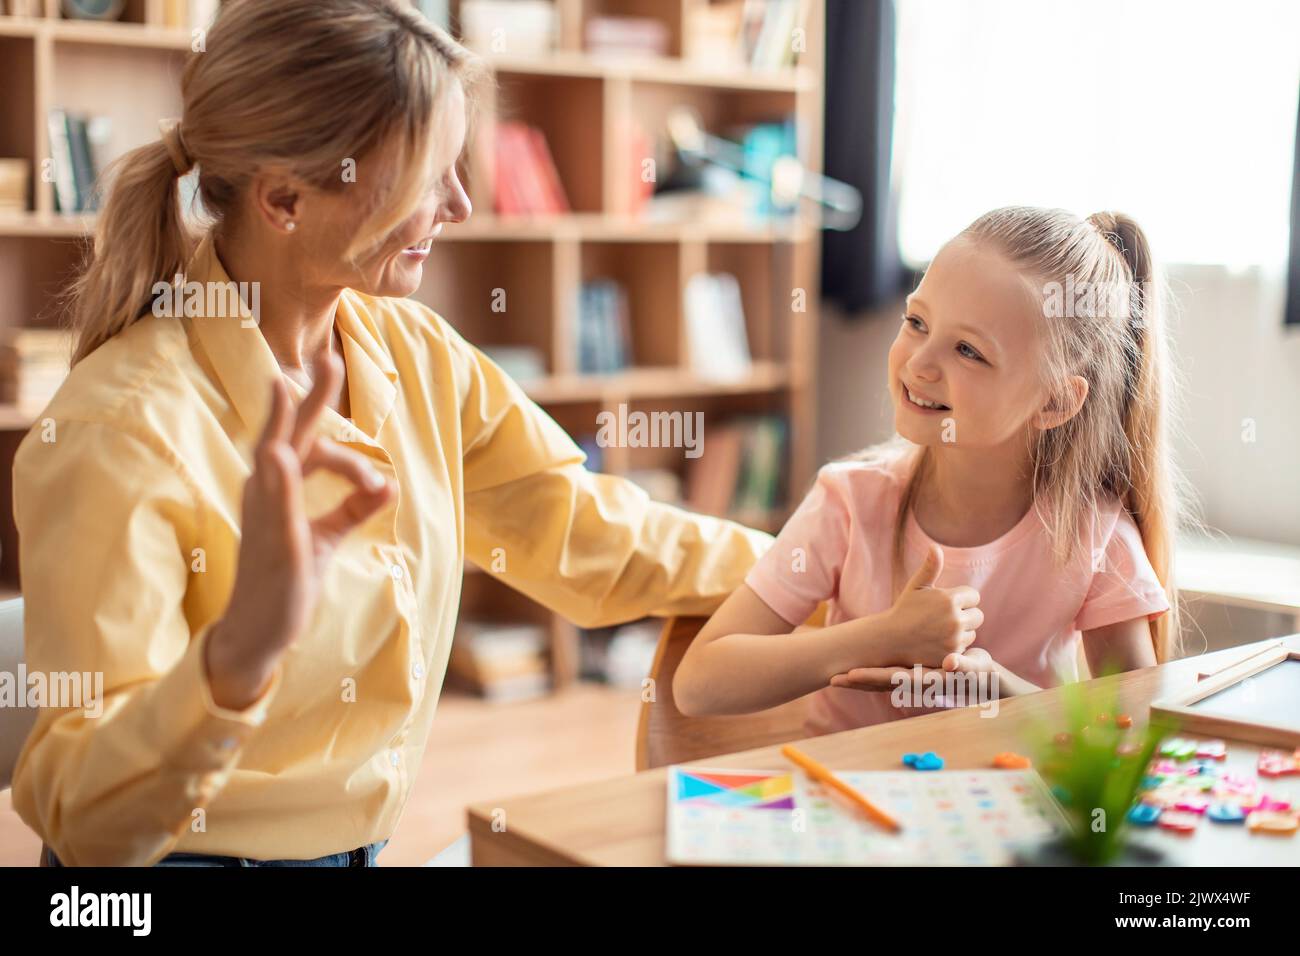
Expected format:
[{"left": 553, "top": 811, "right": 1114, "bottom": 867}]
[{"left": 12, "top": 233, "right": 771, "bottom": 866}]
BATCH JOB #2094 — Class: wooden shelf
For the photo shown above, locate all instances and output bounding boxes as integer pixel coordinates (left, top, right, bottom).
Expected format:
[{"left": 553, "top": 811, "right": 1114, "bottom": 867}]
[
  {"left": 0, "top": 15, "right": 191, "bottom": 49},
  {"left": 0, "top": 0, "right": 827, "bottom": 695},
  {"left": 485, "top": 51, "right": 815, "bottom": 92},
  {"left": 518, "top": 360, "right": 789, "bottom": 404},
  {"left": 0, "top": 210, "right": 817, "bottom": 243}
]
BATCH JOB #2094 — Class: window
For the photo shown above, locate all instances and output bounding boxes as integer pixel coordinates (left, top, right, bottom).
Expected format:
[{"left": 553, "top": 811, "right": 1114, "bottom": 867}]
[{"left": 893, "top": 0, "right": 1300, "bottom": 269}]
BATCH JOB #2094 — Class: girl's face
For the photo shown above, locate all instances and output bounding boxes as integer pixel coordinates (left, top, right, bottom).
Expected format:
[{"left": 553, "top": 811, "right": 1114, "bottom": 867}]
[
  {"left": 288, "top": 80, "right": 472, "bottom": 298},
  {"left": 888, "top": 237, "right": 1058, "bottom": 453}
]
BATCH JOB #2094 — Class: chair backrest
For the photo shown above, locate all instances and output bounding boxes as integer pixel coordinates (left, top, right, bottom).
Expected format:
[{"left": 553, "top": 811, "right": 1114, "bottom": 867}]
[
  {"left": 0, "top": 598, "right": 32, "bottom": 791},
  {"left": 635, "top": 615, "right": 813, "bottom": 771}
]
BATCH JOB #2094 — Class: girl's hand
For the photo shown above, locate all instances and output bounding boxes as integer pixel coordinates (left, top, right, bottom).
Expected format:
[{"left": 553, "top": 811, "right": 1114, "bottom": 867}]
[
  {"left": 828, "top": 665, "right": 927, "bottom": 692},
  {"left": 882, "top": 544, "right": 982, "bottom": 667},
  {"left": 205, "top": 349, "right": 395, "bottom": 709},
  {"left": 941, "top": 647, "right": 997, "bottom": 674}
]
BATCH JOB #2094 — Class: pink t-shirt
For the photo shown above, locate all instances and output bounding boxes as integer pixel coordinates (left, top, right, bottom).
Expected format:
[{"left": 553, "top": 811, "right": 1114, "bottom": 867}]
[{"left": 745, "top": 449, "right": 1171, "bottom": 736}]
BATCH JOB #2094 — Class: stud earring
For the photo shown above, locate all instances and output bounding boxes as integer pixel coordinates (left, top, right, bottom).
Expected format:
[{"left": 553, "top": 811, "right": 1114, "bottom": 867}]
[{"left": 285, "top": 221, "right": 297, "bottom": 232}]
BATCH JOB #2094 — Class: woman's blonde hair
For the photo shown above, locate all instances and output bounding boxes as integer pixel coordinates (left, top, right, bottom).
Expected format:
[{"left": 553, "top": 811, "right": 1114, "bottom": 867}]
[
  {"left": 858, "top": 206, "right": 1185, "bottom": 662},
  {"left": 66, "top": 0, "right": 485, "bottom": 365}
]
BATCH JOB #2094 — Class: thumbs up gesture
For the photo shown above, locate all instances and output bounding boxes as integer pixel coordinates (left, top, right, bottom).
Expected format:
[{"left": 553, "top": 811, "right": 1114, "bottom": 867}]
[{"left": 882, "top": 544, "right": 983, "bottom": 668}]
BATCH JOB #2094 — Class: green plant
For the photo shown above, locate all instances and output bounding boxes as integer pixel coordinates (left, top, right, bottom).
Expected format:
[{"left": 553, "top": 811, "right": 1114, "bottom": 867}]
[{"left": 1027, "top": 678, "right": 1167, "bottom": 865}]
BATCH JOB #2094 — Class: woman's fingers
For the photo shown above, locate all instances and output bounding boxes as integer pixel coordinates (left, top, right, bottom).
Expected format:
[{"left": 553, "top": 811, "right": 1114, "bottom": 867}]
[
  {"left": 290, "top": 348, "right": 343, "bottom": 457},
  {"left": 310, "top": 482, "right": 393, "bottom": 551},
  {"left": 257, "top": 377, "right": 293, "bottom": 454},
  {"left": 303, "top": 437, "right": 387, "bottom": 492}
]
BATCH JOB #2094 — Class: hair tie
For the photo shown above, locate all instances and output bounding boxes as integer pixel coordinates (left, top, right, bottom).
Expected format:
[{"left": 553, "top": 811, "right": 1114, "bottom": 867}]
[{"left": 159, "top": 119, "right": 193, "bottom": 176}]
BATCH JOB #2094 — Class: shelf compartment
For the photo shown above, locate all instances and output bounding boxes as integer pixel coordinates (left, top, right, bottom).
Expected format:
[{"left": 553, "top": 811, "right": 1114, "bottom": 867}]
[{"left": 413, "top": 239, "right": 560, "bottom": 374}]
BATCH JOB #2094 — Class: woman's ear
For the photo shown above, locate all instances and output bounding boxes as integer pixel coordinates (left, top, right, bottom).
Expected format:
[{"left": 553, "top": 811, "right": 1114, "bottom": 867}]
[
  {"left": 252, "top": 170, "right": 303, "bottom": 234},
  {"left": 1033, "top": 374, "right": 1089, "bottom": 430}
]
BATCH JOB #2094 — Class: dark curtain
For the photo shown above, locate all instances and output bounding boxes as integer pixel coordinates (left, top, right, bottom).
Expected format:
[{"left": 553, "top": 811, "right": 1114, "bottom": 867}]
[
  {"left": 1287, "top": 84, "right": 1300, "bottom": 326},
  {"left": 820, "top": 0, "right": 907, "bottom": 315}
]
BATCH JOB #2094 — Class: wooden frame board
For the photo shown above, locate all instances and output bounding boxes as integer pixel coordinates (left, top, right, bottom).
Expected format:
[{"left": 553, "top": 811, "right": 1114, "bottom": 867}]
[{"left": 1150, "top": 642, "right": 1300, "bottom": 748}]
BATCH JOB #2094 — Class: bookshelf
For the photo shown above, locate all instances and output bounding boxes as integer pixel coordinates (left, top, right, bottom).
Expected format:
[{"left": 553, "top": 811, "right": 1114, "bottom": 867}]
[{"left": 0, "top": 0, "right": 825, "bottom": 690}]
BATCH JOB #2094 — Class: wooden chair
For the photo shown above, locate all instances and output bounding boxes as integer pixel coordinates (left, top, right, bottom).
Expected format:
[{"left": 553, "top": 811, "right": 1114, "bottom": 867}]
[{"left": 635, "top": 614, "right": 819, "bottom": 771}]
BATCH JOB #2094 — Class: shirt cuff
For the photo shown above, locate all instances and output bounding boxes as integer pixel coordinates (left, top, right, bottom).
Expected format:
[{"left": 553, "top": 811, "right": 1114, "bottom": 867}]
[{"left": 147, "top": 623, "right": 283, "bottom": 771}]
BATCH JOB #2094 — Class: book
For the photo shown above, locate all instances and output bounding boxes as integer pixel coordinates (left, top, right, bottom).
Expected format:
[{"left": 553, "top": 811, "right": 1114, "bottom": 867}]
[
  {"left": 683, "top": 415, "right": 786, "bottom": 521},
  {"left": 0, "top": 329, "right": 72, "bottom": 414},
  {"left": 447, "top": 619, "right": 550, "bottom": 703},
  {"left": 493, "top": 122, "right": 569, "bottom": 215},
  {"left": 585, "top": 15, "right": 669, "bottom": 59},
  {"left": 576, "top": 278, "right": 632, "bottom": 374},
  {"left": 683, "top": 272, "right": 751, "bottom": 381},
  {"left": 461, "top": 0, "right": 556, "bottom": 57},
  {"left": 66, "top": 115, "right": 97, "bottom": 212},
  {"left": 46, "top": 109, "right": 78, "bottom": 215}
]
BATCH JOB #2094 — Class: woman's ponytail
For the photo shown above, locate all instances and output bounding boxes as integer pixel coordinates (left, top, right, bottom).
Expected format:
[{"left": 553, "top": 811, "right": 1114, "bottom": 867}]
[{"left": 66, "top": 133, "right": 194, "bottom": 365}]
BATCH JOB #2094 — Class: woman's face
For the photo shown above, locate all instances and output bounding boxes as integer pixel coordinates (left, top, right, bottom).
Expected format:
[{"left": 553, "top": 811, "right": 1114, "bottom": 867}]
[
  {"left": 288, "top": 80, "right": 472, "bottom": 298},
  {"left": 887, "top": 237, "right": 1056, "bottom": 452}
]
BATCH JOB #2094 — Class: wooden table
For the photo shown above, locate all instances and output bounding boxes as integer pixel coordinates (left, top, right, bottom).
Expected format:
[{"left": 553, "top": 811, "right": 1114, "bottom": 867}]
[{"left": 468, "top": 635, "right": 1300, "bottom": 865}]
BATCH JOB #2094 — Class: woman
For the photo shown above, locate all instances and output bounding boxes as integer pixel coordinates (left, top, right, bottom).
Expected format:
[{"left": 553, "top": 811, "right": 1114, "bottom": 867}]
[{"left": 12, "top": 0, "right": 770, "bottom": 867}]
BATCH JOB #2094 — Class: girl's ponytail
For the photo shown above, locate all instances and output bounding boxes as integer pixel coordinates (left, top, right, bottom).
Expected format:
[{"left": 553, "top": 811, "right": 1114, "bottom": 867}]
[
  {"left": 1087, "top": 211, "right": 1180, "bottom": 661},
  {"left": 66, "top": 133, "right": 194, "bottom": 365}
]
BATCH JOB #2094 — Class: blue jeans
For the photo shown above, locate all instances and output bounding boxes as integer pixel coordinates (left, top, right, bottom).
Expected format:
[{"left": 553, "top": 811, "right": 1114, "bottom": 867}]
[{"left": 47, "top": 839, "right": 390, "bottom": 867}]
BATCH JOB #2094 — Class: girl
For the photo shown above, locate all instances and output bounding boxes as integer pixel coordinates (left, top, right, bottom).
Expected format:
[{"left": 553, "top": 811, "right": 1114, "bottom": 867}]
[
  {"left": 13, "top": 0, "right": 770, "bottom": 867},
  {"left": 674, "top": 206, "right": 1179, "bottom": 735}
]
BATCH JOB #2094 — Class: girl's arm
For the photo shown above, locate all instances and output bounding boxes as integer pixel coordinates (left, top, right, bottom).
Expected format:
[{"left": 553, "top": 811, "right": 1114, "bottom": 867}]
[
  {"left": 1083, "top": 615, "right": 1159, "bottom": 675},
  {"left": 672, "top": 584, "right": 908, "bottom": 716},
  {"left": 675, "top": 546, "right": 983, "bottom": 715}
]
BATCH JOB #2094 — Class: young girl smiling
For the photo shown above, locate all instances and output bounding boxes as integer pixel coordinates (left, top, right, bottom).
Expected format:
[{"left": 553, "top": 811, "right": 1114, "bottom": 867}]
[{"left": 674, "top": 206, "right": 1180, "bottom": 735}]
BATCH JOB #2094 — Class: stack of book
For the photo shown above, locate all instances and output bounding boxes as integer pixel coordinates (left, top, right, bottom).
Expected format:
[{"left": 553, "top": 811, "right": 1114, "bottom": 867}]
[
  {"left": 683, "top": 272, "right": 750, "bottom": 381},
  {"left": 493, "top": 121, "right": 570, "bottom": 216},
  {"left": 685, "top": 415, "right": 786, "bottom": 525},
  {"left": 159, "top": 0, "right": 221, "bottom": 30},
  {"left": 47, "top": 110, "right": 110, "bottom": 214},
  {"left": 584, "top": 16, "right": 669, "bottom": 59},
  {"left": 461, "top": 0, "right": 556, "bottom": 56},
  {"left": 686, "top": 0, "right": 810, "bottom": 70},
  {"left": 0, "top": 329, "right": 71, "bottom": 415},
  {"left": 576, "top": 279, "right": 632, "bottom": 374},
  {"left": 447, "top": 618, "right": 550, "bottom": 703}
]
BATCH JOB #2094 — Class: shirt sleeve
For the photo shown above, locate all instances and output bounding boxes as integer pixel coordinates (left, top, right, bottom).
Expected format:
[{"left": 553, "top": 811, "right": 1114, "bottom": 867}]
[
  {"left": 744, "top": 465, "right": 851, "bottom": 626},
  {"left": 441, "top": 320, "right": 773, "bottom": 628},
  {"left": 1073, "top": 507, "right": 1171, "bottom": 633},
  {"left": 11, "top": 420, "right": 282, "bottom": 867}
]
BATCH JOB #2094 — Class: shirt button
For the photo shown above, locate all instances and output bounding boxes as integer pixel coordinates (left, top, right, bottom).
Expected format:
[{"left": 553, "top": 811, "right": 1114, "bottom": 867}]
[
  {"left": 389, "top": 750, "right": 400, "bottom": 767},
  {"left": 412, "top": 663, "right": 424, "bottom": 680},
  {"left": 389, "top": 564, "right": 404, "bottom": 580}
]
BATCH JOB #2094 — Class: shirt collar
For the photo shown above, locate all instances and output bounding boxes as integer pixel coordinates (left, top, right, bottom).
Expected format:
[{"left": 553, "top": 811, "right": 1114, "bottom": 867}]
[{"left": 185, "top": 232, "right": 398, "bottom": 446}]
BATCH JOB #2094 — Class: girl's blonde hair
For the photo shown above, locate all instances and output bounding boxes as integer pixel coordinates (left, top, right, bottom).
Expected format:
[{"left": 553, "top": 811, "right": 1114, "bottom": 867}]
[
  {"left": 859, "top": 206, "right": 1184, "bottom": 662},
  {"left": 66, "top": 0, "right": 485, "bottom": 365}
]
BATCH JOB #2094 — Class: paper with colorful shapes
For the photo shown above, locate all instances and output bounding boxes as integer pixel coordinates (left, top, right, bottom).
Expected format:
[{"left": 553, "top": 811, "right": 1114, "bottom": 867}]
[{"left": 666, "top": 766, "right": 1068, "bottom": 866}]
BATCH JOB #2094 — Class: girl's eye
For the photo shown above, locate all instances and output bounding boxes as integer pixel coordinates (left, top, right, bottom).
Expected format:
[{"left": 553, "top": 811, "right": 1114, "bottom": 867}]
[
  {"left": 957, "top": 342, "right": 985, "bottom": 362},
  {"left": 903, "top": 313, "right": 925, "bottom": 332}
]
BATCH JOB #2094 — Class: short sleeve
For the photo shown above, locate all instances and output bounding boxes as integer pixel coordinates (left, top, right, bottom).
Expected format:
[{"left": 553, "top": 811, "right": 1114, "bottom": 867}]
[
  {"left": 744, "top": 467, "right": 851, "bottom": 626},
  {"left": 1074, "top": 508, "right": 1171, "bottom": 632}
]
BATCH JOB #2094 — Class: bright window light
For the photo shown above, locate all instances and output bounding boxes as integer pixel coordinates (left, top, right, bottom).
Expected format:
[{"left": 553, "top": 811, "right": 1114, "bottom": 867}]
[{"left": 893, "top": 0, "right": 1300, "bottom": 269}]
